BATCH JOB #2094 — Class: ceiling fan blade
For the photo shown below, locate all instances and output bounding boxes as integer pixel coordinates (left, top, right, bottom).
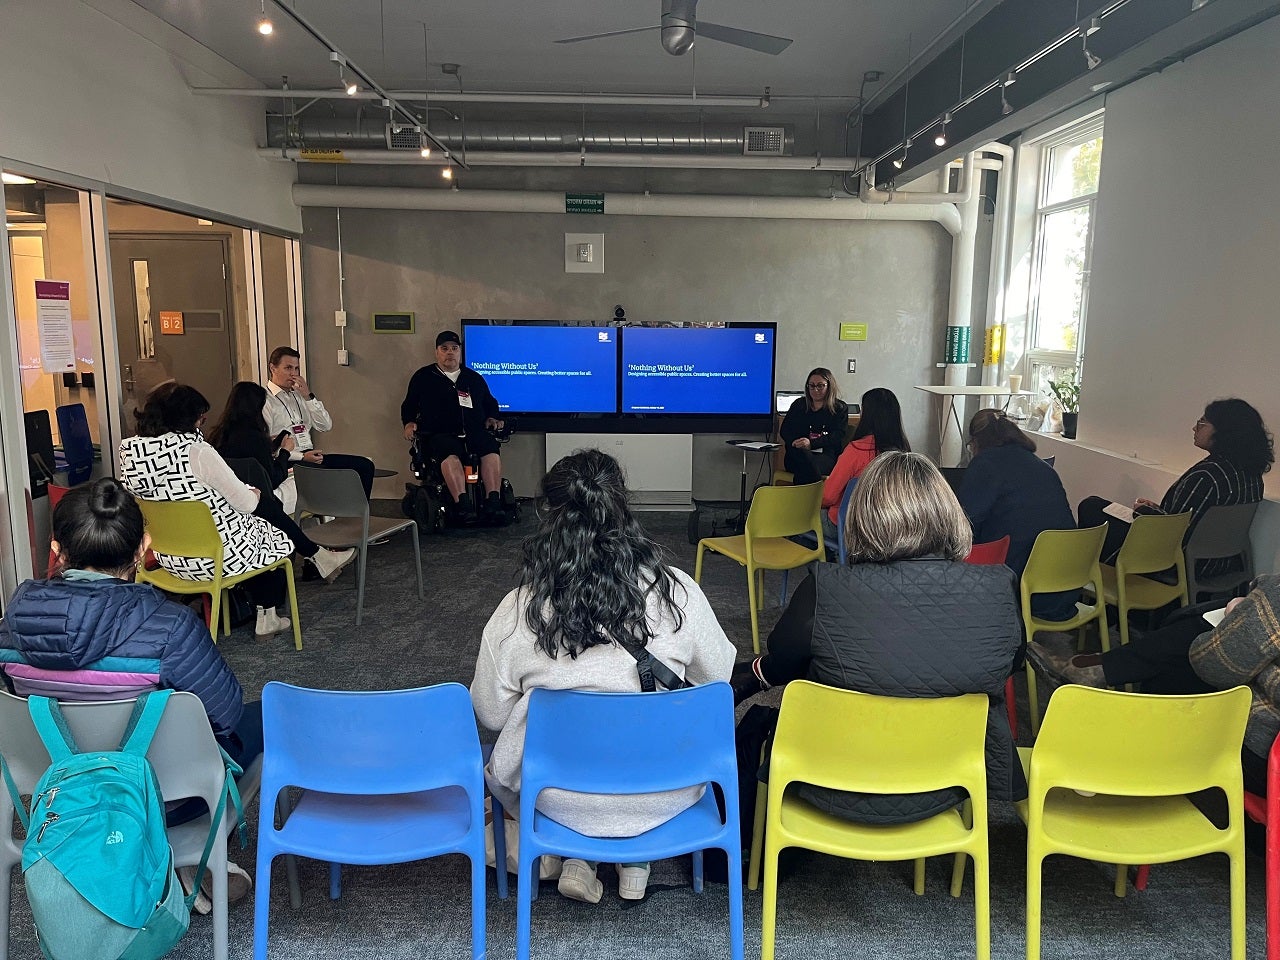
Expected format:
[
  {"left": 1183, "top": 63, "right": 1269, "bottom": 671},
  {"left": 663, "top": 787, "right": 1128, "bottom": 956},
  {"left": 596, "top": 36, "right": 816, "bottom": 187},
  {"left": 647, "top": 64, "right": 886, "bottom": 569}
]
[
  {"left": 554, "top": 26, "right": 660, "bottom": 44},
  {"left": 695, "top": 21, "right": 793, "bottom": 55}
]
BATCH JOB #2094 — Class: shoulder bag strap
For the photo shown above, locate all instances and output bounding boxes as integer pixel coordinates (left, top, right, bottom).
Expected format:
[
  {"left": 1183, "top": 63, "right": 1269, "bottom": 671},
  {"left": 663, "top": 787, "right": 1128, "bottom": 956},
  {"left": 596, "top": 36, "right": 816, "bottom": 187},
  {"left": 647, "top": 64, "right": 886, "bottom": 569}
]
[{"left": 618, "top": 641, "right": 690, "bottom": 692}]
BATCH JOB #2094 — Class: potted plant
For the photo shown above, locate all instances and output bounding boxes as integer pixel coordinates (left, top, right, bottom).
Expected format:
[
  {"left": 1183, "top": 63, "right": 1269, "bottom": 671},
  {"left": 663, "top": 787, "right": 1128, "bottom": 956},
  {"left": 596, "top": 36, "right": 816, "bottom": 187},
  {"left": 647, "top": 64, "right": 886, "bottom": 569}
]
[{"left": 1048, "top": 368, "right": 1081, "bottom": 439}]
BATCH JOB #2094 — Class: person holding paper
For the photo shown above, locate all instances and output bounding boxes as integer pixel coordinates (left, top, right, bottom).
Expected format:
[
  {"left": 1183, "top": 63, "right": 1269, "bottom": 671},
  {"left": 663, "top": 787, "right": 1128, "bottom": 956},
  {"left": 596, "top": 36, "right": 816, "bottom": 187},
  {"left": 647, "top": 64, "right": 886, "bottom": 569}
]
[
  {"left": 1076, "top": 398, "right": 1272, "bottom": 572},
  {"left": 779, "top": 367, "right": 848, "bottom": 484},
  {"left": 1050, "top": 575, "right": 1280, "bottom": 797}
]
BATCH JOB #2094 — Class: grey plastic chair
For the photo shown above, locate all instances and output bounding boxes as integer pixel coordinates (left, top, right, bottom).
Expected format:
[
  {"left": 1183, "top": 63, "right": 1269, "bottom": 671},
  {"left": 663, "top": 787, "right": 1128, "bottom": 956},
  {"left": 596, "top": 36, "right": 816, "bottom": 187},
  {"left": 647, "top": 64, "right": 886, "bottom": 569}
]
[
  {"left": 1185, "top": 502, "right": 1259, "bottom": 602},
  {"left": 0, "top": 691, "right": 259, "bottom": 960},
  {"left": 293, "top": 464, "right": 424, "bottom": 625}
]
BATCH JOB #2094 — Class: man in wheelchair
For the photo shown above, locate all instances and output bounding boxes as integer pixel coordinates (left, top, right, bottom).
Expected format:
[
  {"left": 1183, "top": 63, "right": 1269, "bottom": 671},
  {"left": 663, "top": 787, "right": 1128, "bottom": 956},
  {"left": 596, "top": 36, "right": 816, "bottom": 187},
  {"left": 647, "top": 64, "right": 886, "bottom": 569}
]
[{"left": 401, "top": 330, "right": 517, "bottom": 528}]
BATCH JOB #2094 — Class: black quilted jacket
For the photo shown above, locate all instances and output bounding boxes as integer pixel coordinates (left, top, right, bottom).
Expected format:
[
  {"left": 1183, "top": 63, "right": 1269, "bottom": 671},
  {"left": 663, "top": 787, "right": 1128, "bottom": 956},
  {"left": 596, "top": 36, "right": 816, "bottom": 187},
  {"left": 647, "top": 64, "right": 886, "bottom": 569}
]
[{"left": 762, "top": 558, "right": 1026, "bottom": 824}]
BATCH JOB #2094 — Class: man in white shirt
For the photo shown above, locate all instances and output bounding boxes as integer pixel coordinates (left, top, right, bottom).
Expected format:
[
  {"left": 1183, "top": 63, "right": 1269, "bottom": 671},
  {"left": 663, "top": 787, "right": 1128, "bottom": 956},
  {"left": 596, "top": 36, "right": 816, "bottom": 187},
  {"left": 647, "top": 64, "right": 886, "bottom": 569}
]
[{"left": 264, "top": 346, "right": 375, "bottom": 498}]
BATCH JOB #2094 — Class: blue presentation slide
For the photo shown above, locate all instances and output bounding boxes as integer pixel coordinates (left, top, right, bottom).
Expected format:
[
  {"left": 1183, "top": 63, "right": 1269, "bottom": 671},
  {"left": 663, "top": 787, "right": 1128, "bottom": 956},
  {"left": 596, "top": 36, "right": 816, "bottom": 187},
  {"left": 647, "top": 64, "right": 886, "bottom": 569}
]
[
  {"left": 464, "top": 325, "right": 617, "bottom": 413},
  {"left": 621, "top": 327, "right": 775, "bottom": 414}
]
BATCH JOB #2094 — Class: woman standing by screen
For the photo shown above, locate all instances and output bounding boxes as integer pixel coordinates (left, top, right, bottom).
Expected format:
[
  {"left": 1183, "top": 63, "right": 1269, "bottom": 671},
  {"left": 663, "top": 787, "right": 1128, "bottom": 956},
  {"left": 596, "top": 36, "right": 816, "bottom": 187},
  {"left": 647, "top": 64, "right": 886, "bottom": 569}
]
[{"left": 779, "top": 368, "right": 848, "bottom": 485}]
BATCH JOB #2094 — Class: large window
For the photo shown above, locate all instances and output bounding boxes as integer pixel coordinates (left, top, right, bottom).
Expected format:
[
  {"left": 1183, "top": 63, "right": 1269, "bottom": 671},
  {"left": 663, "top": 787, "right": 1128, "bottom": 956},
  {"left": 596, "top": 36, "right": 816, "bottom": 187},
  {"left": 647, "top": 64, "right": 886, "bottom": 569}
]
[{"left": 1025, "top": 118, "right": 1103, "bottom": 400}]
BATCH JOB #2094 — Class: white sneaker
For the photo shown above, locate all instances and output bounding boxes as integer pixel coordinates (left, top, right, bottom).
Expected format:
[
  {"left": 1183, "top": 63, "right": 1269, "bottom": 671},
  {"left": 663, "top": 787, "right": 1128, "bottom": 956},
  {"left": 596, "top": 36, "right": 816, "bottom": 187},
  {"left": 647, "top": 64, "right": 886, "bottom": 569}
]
[
  {"left": 616, "top": 863, "right": 651, "bottom": 900},
  {"left": 557, "top": 859, "right": 602, "bottom": 904},
  {"left": 311, "top": 547, "right": 356, "bottom": 582},
  {"left": 254, "top": 606, "right": 291, "bottom": 639}
]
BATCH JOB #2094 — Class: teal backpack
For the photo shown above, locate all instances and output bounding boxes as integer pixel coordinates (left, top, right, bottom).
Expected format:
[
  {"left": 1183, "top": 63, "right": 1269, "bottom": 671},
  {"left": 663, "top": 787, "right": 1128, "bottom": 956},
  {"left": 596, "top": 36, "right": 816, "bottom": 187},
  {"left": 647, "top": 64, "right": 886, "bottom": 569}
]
[{"left": 2, "top": 692, "right": 240, "bottom": 960}]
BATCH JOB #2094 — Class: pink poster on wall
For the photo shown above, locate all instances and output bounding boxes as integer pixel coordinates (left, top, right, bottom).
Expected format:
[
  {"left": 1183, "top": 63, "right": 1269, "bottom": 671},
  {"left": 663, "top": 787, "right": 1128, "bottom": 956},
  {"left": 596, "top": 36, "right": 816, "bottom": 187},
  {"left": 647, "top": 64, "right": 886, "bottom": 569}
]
[{"left": 34, "top": 279, "right": 75, "bottom": 374}]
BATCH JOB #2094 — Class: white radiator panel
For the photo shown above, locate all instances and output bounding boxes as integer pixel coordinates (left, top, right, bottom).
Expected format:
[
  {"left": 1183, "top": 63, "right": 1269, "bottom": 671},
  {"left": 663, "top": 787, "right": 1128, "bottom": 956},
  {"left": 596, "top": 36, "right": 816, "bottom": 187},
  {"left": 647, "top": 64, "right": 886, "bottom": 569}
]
[{"left": 545, "top": 433, "right": 693, "bottom": 509}]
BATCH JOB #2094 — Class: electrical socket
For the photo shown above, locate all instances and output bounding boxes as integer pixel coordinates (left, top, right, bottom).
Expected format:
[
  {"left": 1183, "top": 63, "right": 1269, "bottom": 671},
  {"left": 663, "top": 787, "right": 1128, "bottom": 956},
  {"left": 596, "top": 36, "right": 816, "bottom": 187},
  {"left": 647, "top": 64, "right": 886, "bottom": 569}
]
[
  {"left": 847, "top": 359, "right": 856, "bottom": 374},
  {"left": 334, "top": 309, "right": 347, "bottom": 327},
  {"left": 337, "top": 349, "right": 350, "bottom": 366}
]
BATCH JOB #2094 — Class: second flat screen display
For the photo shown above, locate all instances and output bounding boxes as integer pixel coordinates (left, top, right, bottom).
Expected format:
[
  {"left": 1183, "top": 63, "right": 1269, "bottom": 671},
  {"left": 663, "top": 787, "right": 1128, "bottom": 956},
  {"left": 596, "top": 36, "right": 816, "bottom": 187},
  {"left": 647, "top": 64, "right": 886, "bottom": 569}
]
[{"left": 621, "top": 326, "right": 775, "bottom": 415}]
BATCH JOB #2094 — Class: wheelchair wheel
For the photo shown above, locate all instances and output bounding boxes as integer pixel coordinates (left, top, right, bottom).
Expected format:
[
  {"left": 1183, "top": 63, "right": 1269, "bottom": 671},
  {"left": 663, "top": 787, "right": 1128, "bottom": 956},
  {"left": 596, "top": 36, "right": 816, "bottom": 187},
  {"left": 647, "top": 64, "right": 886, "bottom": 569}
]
[{"left": 413, "top": 485, "right": 444, "bottom": 534}]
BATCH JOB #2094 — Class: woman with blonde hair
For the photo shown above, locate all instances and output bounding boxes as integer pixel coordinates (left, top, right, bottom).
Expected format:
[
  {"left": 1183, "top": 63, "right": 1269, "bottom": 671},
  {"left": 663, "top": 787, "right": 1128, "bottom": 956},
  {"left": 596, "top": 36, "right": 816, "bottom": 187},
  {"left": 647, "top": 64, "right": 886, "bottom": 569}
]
[
  {"left": 733, "top": 450, "right": 1025, "bottom": 823},
  {"left": 779, "top": 367, "right": 848, "bottom": 484}
]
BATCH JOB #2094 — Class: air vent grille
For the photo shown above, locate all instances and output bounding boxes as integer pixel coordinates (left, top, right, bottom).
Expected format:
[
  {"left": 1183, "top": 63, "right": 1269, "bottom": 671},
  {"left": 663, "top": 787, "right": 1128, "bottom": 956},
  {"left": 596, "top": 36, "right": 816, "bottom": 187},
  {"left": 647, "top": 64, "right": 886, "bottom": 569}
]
[
  {"left": 743, "top": 127, "right": 786, "bottom": 156},
  {"left": 385, "top": 124, "right": 422, "bottom": 150}
]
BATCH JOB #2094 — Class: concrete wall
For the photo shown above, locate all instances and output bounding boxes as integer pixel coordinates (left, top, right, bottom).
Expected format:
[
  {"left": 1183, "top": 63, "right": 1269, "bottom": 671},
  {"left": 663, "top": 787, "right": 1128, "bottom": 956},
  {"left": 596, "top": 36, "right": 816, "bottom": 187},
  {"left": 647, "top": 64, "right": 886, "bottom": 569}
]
[
  {"left": 299, "top": 206, "right": 954, "bottom": 499},
  {"left": 0, "top": 0, "right": 299, "bottom": 233}
]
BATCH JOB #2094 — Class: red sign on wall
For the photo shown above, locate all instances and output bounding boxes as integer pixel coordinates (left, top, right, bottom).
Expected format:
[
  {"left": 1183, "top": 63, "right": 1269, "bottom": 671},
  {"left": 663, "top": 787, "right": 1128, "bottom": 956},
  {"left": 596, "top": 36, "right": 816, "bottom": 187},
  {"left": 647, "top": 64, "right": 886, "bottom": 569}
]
[{"left": 159, "top": 311, "right": 184, "bottom": 334}]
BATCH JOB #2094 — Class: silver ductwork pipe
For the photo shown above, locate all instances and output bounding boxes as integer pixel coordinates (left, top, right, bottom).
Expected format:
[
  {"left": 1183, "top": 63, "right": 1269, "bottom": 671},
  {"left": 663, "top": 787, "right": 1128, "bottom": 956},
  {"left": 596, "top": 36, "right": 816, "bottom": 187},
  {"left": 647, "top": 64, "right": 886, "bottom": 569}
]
[{"left": 264, "top": 117, "right": 793, "bottom": 154}]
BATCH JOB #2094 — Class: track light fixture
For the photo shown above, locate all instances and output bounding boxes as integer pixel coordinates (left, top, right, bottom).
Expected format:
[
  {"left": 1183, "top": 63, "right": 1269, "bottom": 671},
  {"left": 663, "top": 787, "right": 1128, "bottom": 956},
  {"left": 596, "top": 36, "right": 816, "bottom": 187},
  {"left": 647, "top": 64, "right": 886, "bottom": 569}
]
[
  {"left": 330, "top": 51, "right": 358, "bottom": 95},
  {"left": 1085, "top": 17, "right": 1102, "bottom": 35},
  {"left": 1081, "top": 18, "right": 1102, "bottom": 69},
  {"left": 892, "top": 139, "right": 911, "bottom": 170},
  {"left": 441, "top": 164, "right": 453, "bottom": 180},
  {"left": 256, "top": 0, "right": 273, "bottom": 35},
  {"left": 1003, "top": 71, "right": 1017, "bottom": 87},
  {"left": 419, "top": 133, "right": 432, "bottom": 159},
  {"left": 933, "top": 113, "right": 950, "bottom": 149}
]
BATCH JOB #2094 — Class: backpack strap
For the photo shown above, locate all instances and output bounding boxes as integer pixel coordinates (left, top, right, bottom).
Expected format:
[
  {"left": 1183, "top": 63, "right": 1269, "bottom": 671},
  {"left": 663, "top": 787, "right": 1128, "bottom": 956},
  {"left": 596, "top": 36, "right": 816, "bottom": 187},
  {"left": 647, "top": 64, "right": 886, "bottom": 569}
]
[
  {"left": 118, "top": 689, "right": 174, "bottom": 756},
  {"left": 27, "top": 695, "right": 78, "bottom": 764},
  {"left": 183, "top": 748, "right": 248, "bottom": 912},
  {"left": 0, "top": 755, "right": 29, "bottom": 831}
]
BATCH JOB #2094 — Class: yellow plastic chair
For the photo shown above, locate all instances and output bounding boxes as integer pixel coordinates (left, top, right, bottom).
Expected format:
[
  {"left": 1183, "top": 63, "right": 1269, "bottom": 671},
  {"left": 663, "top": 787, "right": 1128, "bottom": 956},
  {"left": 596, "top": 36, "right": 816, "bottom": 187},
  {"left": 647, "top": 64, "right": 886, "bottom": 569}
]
[
  {"left": 1020, "top": 524, "right": 1108, "bottom": 736},
  {"left": 1097, "top": 512, "right": 1192, "bottom": 649},
  {"left": 756, "top": 682, "right": 991, "bottom": 960},
  {"left": 694, "top": 482, "right": 825, "bottom": 654},
  {"left": 134, "top": 498, "right": 302, "bottom": 650},
  {"left": 1020, "top": 684, "right": 1250, "bottom": 960}
]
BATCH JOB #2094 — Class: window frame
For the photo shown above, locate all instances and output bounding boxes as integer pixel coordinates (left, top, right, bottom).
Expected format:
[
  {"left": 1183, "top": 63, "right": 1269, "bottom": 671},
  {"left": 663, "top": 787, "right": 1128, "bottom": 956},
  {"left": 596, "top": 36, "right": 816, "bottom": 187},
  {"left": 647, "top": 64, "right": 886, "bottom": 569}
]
[{"left": 1024, "top": 116, "right": 1104, "bottom": 394}]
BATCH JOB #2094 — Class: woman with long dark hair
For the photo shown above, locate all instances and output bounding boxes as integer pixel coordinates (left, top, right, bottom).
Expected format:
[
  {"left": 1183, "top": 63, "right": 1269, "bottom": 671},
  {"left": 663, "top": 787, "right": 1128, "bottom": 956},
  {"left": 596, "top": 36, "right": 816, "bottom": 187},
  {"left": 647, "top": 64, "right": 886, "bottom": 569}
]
[
  {"left": 120, "top": 382, "right": 295, "bottom": 639},
  {"left": 821, "top": 386, "right": 910, "bottom": 526},
  {"left": 206, "top": 382, "right": 354, "bottom": 582},
  {"left": 471, "top": 448, "right": 735, "bottom": 904},
  {"left": 779, "top": 367, "right": 848, "bottom": 484},
  {"left": 1078, "top": 397, "right": 1273, "bottom": 576},
  {"left": 734, "top": 451, "right": 1025, "bottom": 824},
  {"left": 958, "top": 409, "right": 1077, "bottom": 620}
]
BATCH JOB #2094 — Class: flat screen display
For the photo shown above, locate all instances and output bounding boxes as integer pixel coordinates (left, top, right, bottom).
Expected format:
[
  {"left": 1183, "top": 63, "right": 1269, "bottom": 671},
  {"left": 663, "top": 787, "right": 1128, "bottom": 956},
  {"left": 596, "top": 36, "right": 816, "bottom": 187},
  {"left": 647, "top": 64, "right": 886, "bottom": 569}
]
[
  {"left": 620, "top": 326, "right": 776, "bottom": 415},
  {"left": 462, "top": 324, "right": 618, "bottom": 414}
]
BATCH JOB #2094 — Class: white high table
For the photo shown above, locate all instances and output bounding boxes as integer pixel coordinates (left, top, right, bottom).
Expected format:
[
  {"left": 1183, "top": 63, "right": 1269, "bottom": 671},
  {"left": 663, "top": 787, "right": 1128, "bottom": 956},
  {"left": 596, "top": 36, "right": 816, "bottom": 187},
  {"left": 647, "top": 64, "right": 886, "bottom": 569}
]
[{"left": 914, "top": 385, "right": 1034, "bottom": 466}]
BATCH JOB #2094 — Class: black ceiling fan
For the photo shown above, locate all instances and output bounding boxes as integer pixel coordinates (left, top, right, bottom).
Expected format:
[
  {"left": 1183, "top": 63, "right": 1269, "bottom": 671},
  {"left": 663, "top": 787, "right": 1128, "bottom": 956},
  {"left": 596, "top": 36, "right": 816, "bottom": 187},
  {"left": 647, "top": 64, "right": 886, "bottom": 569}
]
[{"left": 555, "top": 0, "right": 792, "bottom": 57}]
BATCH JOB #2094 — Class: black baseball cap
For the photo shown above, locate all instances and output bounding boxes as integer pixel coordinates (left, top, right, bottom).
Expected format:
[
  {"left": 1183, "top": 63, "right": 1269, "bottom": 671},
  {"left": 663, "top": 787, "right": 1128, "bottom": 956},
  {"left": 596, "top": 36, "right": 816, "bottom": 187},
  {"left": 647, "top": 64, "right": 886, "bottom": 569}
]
[{"left": 436, "top": 330, "right": 461, "bottom": 348}]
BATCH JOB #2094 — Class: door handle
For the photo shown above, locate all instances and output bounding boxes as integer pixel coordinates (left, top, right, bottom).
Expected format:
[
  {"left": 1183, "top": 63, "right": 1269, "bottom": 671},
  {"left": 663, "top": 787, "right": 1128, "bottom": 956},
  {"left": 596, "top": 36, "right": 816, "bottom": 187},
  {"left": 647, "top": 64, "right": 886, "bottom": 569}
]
[{"left": 123, "top": 364, "right": 136, "bottom": 394}]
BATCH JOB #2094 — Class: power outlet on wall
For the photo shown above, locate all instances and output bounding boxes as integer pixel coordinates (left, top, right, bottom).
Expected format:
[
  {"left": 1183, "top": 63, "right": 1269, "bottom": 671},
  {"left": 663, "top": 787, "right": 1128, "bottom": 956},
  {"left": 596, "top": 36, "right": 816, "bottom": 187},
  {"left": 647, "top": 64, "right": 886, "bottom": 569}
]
[{"left": 847, "top": 359, "right": 856, "bottom": 374}]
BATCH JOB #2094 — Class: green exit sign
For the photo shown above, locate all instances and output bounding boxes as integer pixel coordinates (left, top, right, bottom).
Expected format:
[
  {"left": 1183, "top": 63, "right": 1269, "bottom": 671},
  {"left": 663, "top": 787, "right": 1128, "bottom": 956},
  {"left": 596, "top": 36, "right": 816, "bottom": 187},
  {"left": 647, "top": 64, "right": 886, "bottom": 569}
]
[
  {"left": 839, "top": 322, "right": 868, "bottom": 341},
  {"left": 565, "top": 192, "right": 605, "bottom": 214}
]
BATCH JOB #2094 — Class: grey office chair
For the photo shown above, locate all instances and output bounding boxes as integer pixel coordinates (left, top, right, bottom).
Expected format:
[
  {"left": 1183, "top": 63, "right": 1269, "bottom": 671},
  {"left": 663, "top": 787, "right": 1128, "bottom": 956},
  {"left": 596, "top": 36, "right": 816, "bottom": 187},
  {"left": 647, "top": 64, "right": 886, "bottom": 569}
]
[
  {"left": 1185, "top": 502, "right": 1260, "bottom": 602},
  {"left": 0, "top": 691, "right": 260, "bottom": 960},
  {"left": 293, "top": 464, "right": 424, "bottom": 625}
]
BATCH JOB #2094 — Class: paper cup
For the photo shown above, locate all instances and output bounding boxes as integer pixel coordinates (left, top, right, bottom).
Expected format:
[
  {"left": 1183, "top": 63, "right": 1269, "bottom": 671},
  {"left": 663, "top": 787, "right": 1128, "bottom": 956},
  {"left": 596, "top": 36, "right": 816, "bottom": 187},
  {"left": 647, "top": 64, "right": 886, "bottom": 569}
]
[{"left": 1007, "top": 374, "right": 1023, "bottom": 393}]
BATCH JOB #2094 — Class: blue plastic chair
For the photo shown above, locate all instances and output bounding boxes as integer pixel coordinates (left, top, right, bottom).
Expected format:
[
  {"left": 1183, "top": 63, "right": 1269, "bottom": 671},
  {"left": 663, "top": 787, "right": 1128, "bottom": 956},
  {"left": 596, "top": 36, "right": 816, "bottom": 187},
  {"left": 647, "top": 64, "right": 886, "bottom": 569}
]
[
  {"left": 253, "top": 682, "right": 489, "bottom": 960},
  {"left": 55, "top": 403, "right": 94, "bottom": 484},
  {"left": 781, "top": 476, "right": 857, "bottom": 603},
  {"left": 503, "top": 682, "right": 743, "bottom": 960}
]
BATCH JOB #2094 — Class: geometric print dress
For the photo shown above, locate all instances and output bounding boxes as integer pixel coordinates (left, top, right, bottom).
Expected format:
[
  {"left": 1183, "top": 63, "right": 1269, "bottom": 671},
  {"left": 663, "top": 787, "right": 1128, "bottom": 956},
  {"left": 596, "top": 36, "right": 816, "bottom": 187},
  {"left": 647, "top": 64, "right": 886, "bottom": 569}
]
[{"left": 119, "top": 431, "right": 292, "bottom": 581}]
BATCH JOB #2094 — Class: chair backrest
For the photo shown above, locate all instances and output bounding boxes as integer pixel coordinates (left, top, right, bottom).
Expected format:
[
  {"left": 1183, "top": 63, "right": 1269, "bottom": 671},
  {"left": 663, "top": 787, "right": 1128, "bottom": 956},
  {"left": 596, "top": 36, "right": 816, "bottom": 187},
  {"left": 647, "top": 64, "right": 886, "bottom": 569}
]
[
  {"left": 521, "top": 683, "right": 737, "bottom": 803},
  {"left": 770, "top": 681, "right": 988, "bottom": 797},
  {"left": 965, "top": 535, "right": 1011, "bottom": 566},
  {"left": 259, "top": 681, "right": 480, "bottom": 801},
  {"left": 0, "top": 691, "right": 229, "bottom": 837},
  {"left": 1022, "top": 524, "right": 1106, "bottom": 595},
  {"left": 135, "top": 498, "right": 224, "bottom": 568},
  {"left": 1118, "top": 512, "right": 1192, "bottom": 577},
  {"left": 835, "top": 477, "right": 857, "bottom": 565},
  {"left": 745, "top": 481, "right": 823, "bottom": 543},
  {"left": 1184, "top": 502, "right": 1259, "bottom": 567},
  {"left": 1042, "top": 455, "right": 1056, "bottom": 468},
  {"left": 1033, "top": 685, "right": 1250, "bottom": 797},
  {"left": 292, "top": 464, "right": 369, "bottom": 520}
]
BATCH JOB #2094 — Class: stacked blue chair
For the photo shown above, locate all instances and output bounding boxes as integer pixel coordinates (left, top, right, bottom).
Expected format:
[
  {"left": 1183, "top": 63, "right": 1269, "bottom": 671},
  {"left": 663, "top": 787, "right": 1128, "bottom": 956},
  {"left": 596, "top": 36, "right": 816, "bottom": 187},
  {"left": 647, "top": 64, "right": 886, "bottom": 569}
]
[
  {"left": 253, "top": 682, "right": 488, "bottom": 960},
  {"left": 55, "top": 402, "right": 94, "bottom": 485},
  {"left": 500, "top": 682, "right": 743, "bottom": 960}
]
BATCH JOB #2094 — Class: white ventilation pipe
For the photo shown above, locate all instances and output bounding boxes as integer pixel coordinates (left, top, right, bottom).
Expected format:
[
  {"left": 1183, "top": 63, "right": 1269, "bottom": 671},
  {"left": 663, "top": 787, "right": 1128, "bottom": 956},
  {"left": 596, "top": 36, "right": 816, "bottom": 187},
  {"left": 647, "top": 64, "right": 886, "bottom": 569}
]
[
  {"left": 978, "top": 142, "right": 1015, "bottom": 403},
  {"left": 290, "top": 184, "right": 963, "bottom": 234},
  {"left": 259, "top": 148, "right": 856, "bottom": 172},
  {"left": 939, "top": 152, "right": 983, "bottom": 466},
  {"left": 861, "top": 153, "right": 976, "bottom": 205}
]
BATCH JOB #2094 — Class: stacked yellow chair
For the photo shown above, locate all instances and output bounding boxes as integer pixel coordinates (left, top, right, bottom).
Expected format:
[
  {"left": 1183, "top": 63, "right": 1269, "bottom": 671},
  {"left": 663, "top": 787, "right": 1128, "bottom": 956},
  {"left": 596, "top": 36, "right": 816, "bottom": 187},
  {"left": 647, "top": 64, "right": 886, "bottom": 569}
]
[
  {"left": 1096, "top": 511, "right": 1192, "bottom": 648},
  {"left": 755, "top": 682, "right": 992, "bottom": 960},
  {"left": 1020, "top": 684, "right": 1250, "bottom": 960},
  {"left": 134, "top": 498, "right": 302, "bottom": 650},
  {"left": 694, "top": 482, "right": 824, "bottom": 654},
  {"left": 1020, "top": 524, "right": 1108, "bottom": 735}
]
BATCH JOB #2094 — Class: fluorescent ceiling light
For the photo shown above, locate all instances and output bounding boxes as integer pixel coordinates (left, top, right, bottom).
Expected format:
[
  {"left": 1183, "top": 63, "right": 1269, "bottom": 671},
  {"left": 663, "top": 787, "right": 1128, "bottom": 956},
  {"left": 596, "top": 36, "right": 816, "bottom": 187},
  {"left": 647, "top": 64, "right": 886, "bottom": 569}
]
[{"left": 2, "top": 173, "right": 37, "bottom": 185}]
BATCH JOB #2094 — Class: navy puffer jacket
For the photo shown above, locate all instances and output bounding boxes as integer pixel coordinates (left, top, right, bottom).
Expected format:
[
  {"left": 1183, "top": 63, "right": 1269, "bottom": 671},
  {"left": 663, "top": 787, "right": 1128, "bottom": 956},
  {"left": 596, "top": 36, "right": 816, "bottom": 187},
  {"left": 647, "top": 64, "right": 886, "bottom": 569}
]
[{"left": 0, "top": 576, "right": 243, "bottom": 736}]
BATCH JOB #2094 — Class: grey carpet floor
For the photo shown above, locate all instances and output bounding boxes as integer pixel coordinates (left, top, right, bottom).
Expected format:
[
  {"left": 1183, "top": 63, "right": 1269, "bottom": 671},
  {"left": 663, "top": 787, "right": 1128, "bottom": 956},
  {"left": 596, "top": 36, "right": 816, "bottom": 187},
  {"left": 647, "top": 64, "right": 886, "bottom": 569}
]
[{"left": 3, "top": 507, "right": 1266, "bottom": 958}]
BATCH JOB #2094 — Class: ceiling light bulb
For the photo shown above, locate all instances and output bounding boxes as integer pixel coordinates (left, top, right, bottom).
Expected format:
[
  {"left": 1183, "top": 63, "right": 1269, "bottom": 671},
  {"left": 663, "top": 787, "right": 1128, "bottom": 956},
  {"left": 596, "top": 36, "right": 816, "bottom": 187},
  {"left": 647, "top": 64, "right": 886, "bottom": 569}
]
[
  {"left": 441, "top": 165, "right": 453, "bottom": 180},
  {"left": 892, "top": 156, "right": 903, "bottom": 170},
  {"left": 934, "top": 114, "right": 950, "bottom": 148},
  {"left": 345, "top": 79, "right": 358, "bottom": 96},
  {"left": 256, "top": 0, "right": 272, "bottom": 35},
  {"left": 420, "top": 145, "right": 432, "bottom": 158}
]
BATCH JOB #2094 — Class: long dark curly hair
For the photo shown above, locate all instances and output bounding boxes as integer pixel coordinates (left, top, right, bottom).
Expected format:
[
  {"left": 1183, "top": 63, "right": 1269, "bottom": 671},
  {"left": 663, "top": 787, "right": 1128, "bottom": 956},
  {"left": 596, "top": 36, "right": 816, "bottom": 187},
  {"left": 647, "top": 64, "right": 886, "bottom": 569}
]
[
  {"left": 520, "top": 448, "right": 686, "bottom": 659},
  {"left": 1203, "top": 398, "right": 1274, "bottom": 475}
]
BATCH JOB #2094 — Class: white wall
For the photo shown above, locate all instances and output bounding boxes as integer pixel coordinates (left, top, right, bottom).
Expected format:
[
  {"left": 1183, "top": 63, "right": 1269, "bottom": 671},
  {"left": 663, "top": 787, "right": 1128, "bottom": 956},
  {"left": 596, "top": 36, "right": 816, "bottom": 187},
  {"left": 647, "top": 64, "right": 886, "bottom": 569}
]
[
  {"left": 1081, "top": 15, "right": 1280, "bottom": 483},
  {"left": 0, "top": 0, "right": 299, "bottom": 233}
]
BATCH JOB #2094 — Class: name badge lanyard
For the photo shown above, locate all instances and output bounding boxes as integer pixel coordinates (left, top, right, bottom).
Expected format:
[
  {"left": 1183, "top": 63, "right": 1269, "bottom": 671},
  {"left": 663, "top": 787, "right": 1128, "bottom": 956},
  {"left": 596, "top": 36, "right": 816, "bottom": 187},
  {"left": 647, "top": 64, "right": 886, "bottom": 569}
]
[{"left": 275, "top": 391, "right": 313, "bottom": 451}]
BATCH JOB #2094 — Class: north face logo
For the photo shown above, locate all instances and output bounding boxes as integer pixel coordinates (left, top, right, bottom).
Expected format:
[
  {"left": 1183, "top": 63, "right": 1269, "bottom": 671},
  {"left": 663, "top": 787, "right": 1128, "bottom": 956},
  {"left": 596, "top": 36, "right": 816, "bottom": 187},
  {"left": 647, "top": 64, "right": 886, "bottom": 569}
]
[{"left": 105, "top": 831, "right": 124, "bottom": 845}]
